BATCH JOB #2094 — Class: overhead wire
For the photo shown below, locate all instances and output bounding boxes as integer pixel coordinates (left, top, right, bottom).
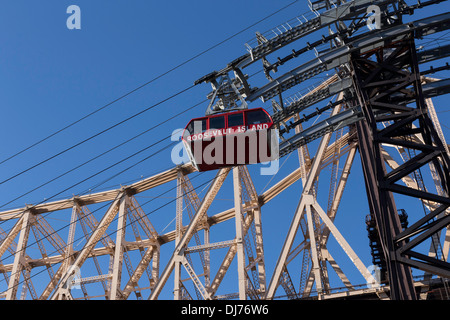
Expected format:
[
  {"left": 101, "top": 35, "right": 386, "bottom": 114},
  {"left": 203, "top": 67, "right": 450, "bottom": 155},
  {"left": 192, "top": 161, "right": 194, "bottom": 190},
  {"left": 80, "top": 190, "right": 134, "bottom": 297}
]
[
  {"left": 1, "top": 49, "right": 327, "bottom": 209},
  {"left": 0, "top": 0, "right": 300, "bottom": 177},
  {"left": 0, "top": 84, "right": 195, "bottom": 187},
  {"left": 0, "top": 2, "right": 304, "bottom": 268},
  {"left": 0, "top": 98, "right": 207, "bottom": 209},
  {"left": 0, "top": 0, "right": 363, "bottom": 256},
  {"left": 0, "top": 55, "right": 327, "bottom": 293}
]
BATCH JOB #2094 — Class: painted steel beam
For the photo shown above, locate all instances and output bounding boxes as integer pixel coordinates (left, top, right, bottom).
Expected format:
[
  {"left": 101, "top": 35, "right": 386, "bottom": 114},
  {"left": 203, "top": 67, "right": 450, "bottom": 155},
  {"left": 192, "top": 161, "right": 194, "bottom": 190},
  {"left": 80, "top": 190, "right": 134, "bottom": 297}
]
[
  {"left": 0, "top": 163, "right": 195, "bottom": 221},
  {"left": 109, "top": 195, "right": 128, "bottom": 300},
  {"left": 5, "top": 211, "right": 31, "bottom": 300}
]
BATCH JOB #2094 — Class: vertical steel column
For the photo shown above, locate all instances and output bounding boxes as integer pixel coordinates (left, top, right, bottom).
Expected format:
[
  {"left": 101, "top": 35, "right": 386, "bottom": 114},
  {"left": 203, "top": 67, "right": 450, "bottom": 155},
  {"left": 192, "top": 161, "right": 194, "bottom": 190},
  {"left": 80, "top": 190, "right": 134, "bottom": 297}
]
[
  {"left": 204, "top": 227, "right": 211, "bottom": 288},
  {"left": 305, "top": 201, "right": 323, "bottom": 297},
  {"left": 110, "top": 194, "right": 128, "bottom": 299},
  {"left": 63, "top": 202, "right": 79, "bottom": 274},
  {"left": 233, "top": 167, "right": 247, "bottom": 300},
  {"left": 6, "top": 210, "right": 31, "bottom": 300},
  {"left": 151, "top": 247, "right": 160, "bottom": 291},
  {"left": 253, "top": 207, "right": 266, "bottom": 295},
  {"left": 351, "top": 39, "right": 417, "bottom": 299},
  {"left": 174, "top": 170, "right": 183, "bottom": 300}
]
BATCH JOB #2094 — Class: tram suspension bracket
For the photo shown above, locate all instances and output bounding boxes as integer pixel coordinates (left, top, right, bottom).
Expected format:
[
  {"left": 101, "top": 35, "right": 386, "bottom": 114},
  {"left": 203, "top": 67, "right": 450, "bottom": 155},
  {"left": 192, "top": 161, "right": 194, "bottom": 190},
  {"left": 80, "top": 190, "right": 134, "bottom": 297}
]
[{"left": 204, "top": 72, "right": 251, "bottom": 116}]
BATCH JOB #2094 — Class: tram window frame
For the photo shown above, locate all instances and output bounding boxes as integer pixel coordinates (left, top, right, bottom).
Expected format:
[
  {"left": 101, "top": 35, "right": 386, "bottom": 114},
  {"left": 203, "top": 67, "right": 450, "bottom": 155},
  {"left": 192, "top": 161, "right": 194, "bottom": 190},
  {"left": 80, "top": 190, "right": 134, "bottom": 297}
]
[
  {"left": 184, "top": 122, "right": 194, "bottom": 138},
  {"left": 209, "top": 115, "right": 226, "bottom": 130},
  {"left": 227, "top": 112, "right": 244, "bottom": 128},
  {"left": 188, "top": 118, "right": 207, "bottom": 135},
  {"left": 246, "top": 109, "right": 271, "bottom": 125}
]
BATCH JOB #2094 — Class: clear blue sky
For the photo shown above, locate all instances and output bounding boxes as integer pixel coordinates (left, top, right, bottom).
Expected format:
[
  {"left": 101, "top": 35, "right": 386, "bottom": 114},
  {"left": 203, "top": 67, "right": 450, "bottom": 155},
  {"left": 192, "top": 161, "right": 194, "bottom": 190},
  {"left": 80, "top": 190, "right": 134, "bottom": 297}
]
[{"left": 0, "top": 0, "right": 448, "bottom": 299}]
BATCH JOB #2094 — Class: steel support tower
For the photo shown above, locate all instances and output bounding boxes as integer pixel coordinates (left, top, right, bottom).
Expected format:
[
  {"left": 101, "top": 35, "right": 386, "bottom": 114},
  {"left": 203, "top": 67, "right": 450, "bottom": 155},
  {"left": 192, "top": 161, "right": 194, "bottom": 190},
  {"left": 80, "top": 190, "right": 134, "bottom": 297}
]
[{"left": 352, "top": 33, "right": 450, "bottom": 299}]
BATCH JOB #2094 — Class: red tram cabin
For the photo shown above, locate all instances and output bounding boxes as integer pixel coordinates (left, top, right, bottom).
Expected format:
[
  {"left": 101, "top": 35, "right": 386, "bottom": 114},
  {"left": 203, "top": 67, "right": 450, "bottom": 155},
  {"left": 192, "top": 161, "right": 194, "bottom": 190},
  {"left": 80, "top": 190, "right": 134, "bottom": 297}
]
[{"left": 182, "top": 108, "right": 277, "bottom": 172}]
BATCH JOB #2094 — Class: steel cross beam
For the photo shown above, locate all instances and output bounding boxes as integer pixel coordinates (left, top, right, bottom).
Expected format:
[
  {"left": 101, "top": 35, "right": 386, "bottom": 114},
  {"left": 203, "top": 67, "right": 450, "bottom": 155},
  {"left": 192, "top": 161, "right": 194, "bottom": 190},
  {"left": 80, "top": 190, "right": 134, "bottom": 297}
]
[{"left": 351, "top": 33, "right": 450, "bottom": 300}]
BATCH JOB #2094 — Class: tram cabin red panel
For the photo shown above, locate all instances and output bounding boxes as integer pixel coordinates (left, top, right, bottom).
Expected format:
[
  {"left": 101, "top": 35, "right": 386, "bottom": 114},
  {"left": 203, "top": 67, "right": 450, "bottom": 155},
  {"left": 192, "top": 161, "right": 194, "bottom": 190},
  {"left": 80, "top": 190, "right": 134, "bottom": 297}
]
[{"left": 182, "top": 108, "right": 275, "bottom": 172}]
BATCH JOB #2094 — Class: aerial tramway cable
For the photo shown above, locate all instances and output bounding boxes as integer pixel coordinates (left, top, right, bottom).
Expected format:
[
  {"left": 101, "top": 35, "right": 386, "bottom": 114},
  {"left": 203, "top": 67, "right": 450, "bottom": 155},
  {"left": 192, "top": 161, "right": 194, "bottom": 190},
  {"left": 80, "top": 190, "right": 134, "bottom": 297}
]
[{"left": 0, "top": 0, "right": 300, "bottom": 179}]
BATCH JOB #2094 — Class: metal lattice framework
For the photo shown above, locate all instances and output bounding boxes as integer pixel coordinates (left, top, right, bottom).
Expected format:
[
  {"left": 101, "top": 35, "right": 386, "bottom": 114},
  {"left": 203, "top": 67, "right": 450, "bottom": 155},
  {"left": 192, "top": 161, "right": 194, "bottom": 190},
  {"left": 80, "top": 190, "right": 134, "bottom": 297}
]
[{"left": 1, "top": 0, "right": 450, "bottom": 300}]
